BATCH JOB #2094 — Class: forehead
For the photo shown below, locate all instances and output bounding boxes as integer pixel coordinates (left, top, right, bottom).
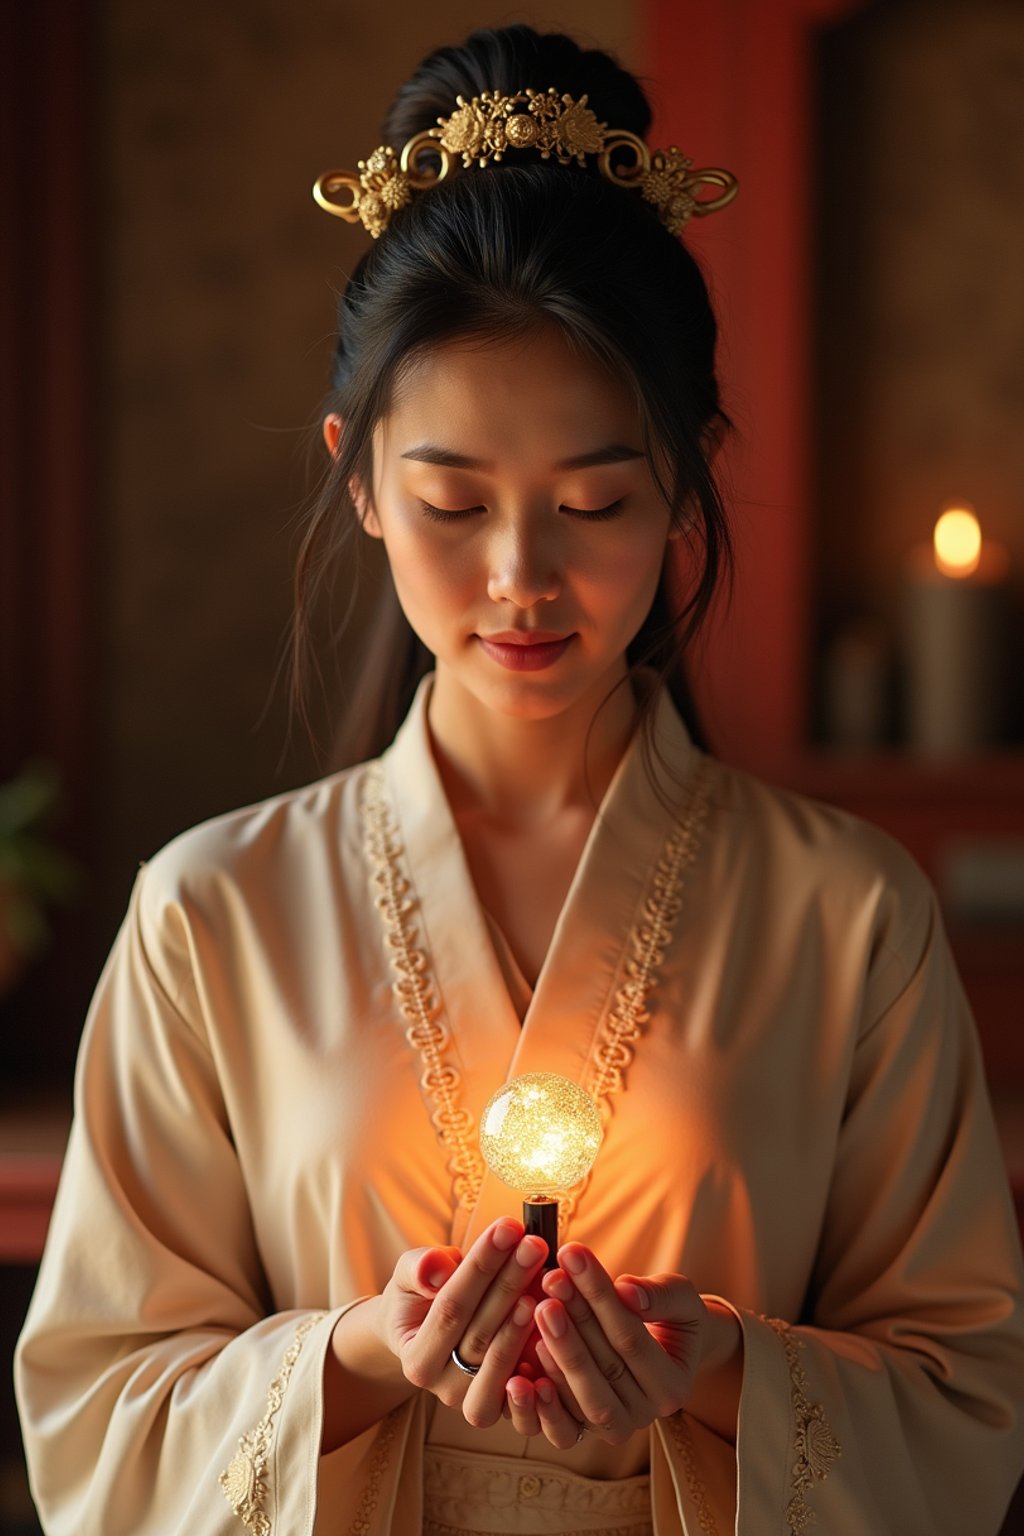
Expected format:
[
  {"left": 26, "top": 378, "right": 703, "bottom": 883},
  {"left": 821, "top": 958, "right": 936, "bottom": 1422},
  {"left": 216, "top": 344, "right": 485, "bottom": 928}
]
[{"left": 380, "top": 325, "right": 640, "bottom": 459}]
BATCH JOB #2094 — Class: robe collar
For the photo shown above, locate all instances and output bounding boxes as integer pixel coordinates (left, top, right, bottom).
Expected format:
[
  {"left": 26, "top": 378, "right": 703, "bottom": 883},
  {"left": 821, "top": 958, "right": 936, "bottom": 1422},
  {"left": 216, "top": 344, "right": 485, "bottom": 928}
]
[{"left": 379, "top": 671, "right": 699, "bottom": 1246}]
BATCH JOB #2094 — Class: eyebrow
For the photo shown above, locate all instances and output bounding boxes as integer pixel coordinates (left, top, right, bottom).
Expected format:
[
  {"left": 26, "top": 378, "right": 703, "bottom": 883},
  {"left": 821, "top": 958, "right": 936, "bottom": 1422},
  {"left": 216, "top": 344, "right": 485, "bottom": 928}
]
[{"left": 398, "top": 443, "right": 646, "bottom": 472}]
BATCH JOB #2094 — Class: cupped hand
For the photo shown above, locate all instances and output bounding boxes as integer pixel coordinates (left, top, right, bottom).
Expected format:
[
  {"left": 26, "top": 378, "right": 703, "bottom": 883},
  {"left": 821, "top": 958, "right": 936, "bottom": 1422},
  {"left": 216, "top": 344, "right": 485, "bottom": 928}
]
[
  {"left": 375, "top": 1218, "right": 549, "bottom": 1429},
  {"left": 503, "top": 1243, "right": 710, "bottom": 1449}
]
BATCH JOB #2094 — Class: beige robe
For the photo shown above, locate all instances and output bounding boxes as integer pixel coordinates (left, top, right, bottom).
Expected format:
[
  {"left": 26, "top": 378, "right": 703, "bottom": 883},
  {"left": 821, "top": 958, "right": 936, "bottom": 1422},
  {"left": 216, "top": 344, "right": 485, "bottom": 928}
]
[{"left": 15, "top": 673, "right": 1024, "bottom": 1535}]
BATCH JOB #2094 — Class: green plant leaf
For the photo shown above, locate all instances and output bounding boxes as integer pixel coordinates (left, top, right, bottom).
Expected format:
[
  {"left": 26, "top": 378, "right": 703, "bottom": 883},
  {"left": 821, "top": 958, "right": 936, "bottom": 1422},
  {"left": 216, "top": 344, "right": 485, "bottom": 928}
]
[{"left": 0, "top": 762, "right": 62, "bottom": 836}]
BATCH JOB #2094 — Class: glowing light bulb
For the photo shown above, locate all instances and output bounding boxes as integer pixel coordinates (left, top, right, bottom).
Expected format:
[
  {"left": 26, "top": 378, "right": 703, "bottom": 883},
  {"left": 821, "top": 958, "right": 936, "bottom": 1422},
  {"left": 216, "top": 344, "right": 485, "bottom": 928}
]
[
  {"left": 480, "top": 1073, "right": 603, "bottom": 1266},
  {"left": 481, "top": 1072, "right": 603, "bottom": 1196},
  {"left": 934, "top": 506, "right": 981, "bottom": 579}
]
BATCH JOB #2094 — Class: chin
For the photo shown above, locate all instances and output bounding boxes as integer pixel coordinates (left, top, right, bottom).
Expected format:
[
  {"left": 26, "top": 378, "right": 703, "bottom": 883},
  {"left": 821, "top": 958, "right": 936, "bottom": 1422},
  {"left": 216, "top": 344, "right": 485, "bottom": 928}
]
[
  {"left": 471, "top": 680, "right": 567, "bottom": 717},
  {"left": 434, "top": 642, "right": 619, "bottom": 723},
  {"left": 467, "top": 667, "right": 597, "bottom": 724}
]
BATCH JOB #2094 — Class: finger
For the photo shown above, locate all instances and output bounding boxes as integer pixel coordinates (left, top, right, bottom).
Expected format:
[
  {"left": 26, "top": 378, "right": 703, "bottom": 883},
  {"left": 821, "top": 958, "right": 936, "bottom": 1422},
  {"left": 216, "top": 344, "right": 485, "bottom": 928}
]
[
  {"left": 405, "top": 1222, "right": 521, "bottom": 1382},
  {"left": 535, "top": 1376, "right": 587, "bottom": 1451},
  {"left": 615, "top": 1272, "right": 706, "bottom": 1397},
  {"left": 391, "top": 1244, "right": 461, "bottom": 1299},
  {"left": 414, "top": 1246, "right": 461, "bottom": 1294},
  {"left": 532, "top": 1334, "right": 588, "bottom": 1423},
  {"left": 544, "top": 1265, "right": 650, "bottom": 1416},
  {"left": 403, "top": 1219, "right": 523, "bottom": 1387},
  {"left": 555, "top": 1248, "right": 681, "bottom": 1416},
  {"left": 461, "top": 1294, "right": 538, "bottom": 1429},
  {"left": 506, "top": 1376, "right": 543, "bottom": 1438},
  {"left": 456, "top": 1233, "right": 548, "bottom": 1366},
  {"left": 534, "top": 1296, "right": 641, "bottom": 1441}
]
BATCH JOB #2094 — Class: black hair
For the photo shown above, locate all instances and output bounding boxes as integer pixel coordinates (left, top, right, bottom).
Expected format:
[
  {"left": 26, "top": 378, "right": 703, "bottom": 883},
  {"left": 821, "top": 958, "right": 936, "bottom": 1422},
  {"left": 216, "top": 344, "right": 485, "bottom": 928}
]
[{"left": 291, "top": 23, "right": 733, "bottom": 782}]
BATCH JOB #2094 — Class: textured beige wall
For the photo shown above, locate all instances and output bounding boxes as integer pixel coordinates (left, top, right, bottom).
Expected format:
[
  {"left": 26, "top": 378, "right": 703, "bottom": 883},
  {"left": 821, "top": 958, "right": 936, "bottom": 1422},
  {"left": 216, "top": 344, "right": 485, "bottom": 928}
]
[{"left": 98, "top": 1, "right": 638, "bottom": 905}]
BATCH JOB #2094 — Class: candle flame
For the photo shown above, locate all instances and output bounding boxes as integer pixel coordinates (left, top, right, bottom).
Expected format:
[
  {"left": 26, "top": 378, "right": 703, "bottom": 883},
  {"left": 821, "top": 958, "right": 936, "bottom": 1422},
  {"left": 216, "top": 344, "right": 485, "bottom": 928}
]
[{"left": 933, "top": 507, "right": 981, "bottom": 578}]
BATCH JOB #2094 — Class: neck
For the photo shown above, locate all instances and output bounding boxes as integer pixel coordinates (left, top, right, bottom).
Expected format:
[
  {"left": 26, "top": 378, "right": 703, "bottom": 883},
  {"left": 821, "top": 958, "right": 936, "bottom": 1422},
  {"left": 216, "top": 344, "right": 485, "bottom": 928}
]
[{"left": 427, "top": 664, "right": 640, "bottom": 827}]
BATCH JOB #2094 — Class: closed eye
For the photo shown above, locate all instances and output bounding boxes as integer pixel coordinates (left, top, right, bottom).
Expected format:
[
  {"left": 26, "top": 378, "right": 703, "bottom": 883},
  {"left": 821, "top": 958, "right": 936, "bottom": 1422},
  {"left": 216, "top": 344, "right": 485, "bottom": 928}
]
[
  {"left": 417, "top": 498, "right": 627, "bottom": 524},
  {"left": 417, "top": 501, "right": 484, "bottom": 524},
  {"left": 562, "top": 498, "right": 626, "bottom": 521}
]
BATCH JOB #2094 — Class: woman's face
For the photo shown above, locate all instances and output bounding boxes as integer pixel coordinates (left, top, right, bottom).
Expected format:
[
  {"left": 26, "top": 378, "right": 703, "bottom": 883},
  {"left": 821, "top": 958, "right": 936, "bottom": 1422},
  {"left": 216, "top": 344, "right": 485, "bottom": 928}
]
[{"left": 339, "top": 323, "right": 679, "bottom": 723}]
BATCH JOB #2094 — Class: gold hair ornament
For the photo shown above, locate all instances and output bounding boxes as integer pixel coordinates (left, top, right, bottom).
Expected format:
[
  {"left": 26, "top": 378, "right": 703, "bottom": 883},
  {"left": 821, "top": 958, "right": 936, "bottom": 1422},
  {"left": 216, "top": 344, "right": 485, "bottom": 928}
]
[{"left": 313, "top": 86, "right": 737, "bottom": 240}]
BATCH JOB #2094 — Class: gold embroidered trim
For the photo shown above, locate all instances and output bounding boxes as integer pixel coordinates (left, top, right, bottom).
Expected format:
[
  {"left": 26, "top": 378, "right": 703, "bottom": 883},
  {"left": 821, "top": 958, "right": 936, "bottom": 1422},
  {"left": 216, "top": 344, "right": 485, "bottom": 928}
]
[
  {"left": 347, "top": 1406, "right": 402, "bottom": 1536},
  {"left": 219, "top": 1312, "right": 324, "bottom": 1534},
  {"left": 590, "top": 759, "right": 709, "bottom": 1104},
  {"left": 666, "top": 1412, "right": 720, "bottom": 1536},
  {"left": 558, "top": 758, "right": 709, "bottom": 1232},
  {"left": 764, "top": 1316, "right": 842, "bottom": 1532},
  {"left": 362, "top": 762, "right": 486, "bottom": 1211}
]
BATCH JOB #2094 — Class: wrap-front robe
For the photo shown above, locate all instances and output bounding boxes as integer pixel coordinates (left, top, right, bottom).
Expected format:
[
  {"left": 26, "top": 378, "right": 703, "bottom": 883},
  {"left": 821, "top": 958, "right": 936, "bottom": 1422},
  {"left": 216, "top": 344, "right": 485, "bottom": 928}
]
[{"left": 15, "top": 674, "right": 1024, "bottom": 1534}]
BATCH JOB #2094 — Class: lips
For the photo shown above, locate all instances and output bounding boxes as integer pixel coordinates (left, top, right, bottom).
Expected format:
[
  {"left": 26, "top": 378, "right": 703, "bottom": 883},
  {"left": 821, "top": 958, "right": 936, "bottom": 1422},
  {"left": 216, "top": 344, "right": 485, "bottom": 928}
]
[
  {"left": 481, "top": 630, "right": 570, "bottom": 646},
  {"left": 476, "top": 631, "right": 575, "bottom": 672}
]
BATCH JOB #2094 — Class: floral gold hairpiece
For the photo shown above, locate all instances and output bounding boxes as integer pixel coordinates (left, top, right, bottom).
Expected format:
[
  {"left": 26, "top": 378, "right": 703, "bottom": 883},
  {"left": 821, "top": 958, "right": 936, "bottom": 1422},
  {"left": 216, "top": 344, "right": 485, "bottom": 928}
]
[{"left": 313, "top": 86, "right": 738, "bottom": 240}]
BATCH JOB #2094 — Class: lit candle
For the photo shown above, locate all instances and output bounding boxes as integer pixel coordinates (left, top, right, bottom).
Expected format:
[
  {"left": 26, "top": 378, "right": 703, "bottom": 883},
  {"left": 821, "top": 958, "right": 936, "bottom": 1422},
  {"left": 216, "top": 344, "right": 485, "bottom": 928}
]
[{"left": 903, "top": 504, "right": 1010, "bottom": 755}]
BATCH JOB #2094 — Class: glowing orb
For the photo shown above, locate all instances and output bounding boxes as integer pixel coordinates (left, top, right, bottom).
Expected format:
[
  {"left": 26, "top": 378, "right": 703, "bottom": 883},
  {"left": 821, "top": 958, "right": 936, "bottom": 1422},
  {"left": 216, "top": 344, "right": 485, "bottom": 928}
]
[{"left": 480, "top": 1072, "right": 603, "bottom": 1196}]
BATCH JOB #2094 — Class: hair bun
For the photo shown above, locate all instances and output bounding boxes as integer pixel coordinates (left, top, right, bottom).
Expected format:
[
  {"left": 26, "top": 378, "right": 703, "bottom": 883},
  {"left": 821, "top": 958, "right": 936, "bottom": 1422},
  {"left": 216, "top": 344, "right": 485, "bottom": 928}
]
[{"left": 382, "top": 24, "right": 652, "bottom": 148}]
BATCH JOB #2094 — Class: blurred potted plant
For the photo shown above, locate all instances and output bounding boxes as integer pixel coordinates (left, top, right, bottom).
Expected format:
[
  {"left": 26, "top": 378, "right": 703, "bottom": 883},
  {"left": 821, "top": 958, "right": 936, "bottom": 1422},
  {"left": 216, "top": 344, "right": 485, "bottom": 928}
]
[{"left": 0, "top": 762, "right": 80, "bottom": 997}]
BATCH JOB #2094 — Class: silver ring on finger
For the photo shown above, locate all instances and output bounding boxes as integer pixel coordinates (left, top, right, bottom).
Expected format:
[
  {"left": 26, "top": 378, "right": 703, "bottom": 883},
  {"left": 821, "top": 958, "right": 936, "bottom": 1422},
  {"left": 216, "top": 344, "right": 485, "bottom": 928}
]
[
  {"left": 450, "top": 1344, "right": 482, "bottom": 1377},
  {"left": 573, "top": 1418, "right": 588, "bottom": 1444}
]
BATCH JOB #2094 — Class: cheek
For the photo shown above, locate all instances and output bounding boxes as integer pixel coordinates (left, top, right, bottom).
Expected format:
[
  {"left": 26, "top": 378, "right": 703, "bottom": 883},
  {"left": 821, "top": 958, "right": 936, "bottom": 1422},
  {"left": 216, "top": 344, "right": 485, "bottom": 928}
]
[
  {"left": 382, "top": 523, "right": 474, "bottom": 622},
  {"left": 579, "top": 527, "right": 667, "bottom": 611}
]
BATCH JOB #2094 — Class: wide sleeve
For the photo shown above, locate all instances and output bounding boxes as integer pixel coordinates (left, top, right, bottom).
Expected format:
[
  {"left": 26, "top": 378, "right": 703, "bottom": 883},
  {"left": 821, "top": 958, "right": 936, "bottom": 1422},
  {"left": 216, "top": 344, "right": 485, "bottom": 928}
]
[
  {"left": 671, "top": 882, "right": 1024, "bottom": 1536},
  {"left": 14, "top": 862, "right": 367, "bottom": 1536}
]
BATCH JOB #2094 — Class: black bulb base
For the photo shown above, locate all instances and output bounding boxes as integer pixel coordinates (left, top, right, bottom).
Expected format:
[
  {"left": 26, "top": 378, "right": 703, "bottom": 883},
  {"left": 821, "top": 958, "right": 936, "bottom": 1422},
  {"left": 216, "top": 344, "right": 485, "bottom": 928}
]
[{"left": 522, "top": 1196, "right": 559, "bottom": 1270}]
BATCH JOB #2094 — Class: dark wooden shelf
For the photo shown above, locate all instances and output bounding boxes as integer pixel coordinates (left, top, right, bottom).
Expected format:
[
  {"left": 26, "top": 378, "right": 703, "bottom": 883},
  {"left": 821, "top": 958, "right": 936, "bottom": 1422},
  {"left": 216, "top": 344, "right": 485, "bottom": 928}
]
[
  {"left": 784, "top": 749, "right": 1024, "bottom": 804},
  {"left": 0, "top": 1100, "right": 69, "bottom": 1263}
]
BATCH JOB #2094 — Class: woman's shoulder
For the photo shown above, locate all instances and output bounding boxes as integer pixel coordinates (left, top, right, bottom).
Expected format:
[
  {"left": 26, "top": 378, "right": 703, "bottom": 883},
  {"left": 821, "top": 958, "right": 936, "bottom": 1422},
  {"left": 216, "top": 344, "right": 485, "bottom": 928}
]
[
  {"left": 699, "top": 751, "right": 937, "bottom": 940},
  {"left": 134, "top": 757, "right": 376, "bottom": 917}
]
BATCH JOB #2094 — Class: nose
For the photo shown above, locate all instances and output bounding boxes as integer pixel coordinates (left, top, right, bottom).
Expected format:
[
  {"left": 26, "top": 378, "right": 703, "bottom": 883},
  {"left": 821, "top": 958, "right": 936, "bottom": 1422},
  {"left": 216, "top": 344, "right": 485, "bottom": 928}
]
[{"left": 485, "top": 517, "right": 563, "bottom": 608}]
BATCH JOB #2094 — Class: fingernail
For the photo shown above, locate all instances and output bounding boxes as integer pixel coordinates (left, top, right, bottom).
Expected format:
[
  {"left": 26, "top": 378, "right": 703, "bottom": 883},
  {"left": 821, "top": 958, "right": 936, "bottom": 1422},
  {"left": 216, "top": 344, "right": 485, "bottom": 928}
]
[
  {"left": 537, "top": 1379, "right": 555, "bottom": 1404},
  {"left": 493, "top": 1220, "right": 521, "bottom": 1251},
  {"left": 548, "top": 1273, "right": 573, "bottom": 1303},
  {"left": 561, "top": 1246, "right": 586, "bottom": 1275},
  {"left": 513, "top": 1295, "right": 535, "bottom": 1327},
  {"left": 539, "top": 1301, "right": 566, "bottom": 1337},
  {"left": 426, "top": 1268, "right": 449, "bottom": 1290},
  {"left": 617, "top": 1280, "right": 649, "bottom": 1311},
  {"left": 515, "top": 1235, "right": 544, "bottom": 1267},
  {"left": 508, "top": 1382, "right": 530, "bottom": 1407}
]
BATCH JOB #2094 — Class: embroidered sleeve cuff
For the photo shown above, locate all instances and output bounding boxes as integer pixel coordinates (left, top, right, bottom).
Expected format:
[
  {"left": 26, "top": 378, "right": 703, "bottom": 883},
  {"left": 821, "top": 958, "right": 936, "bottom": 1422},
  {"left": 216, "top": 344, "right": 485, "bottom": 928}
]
[
  {"left": 712, "top": 1304, "right": 843, "bottom": 1536},
  {"left": 218, "top": 1304, "right": 361, "bottom": 1536}
]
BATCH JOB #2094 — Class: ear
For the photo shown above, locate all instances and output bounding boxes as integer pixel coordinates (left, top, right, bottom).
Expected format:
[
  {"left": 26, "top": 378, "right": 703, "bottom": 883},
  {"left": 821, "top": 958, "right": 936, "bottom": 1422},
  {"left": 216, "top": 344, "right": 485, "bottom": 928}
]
[
  {"left": 321, "top": 412, "right": 343, "bottom": 460},
  {"left": 322, "top": 412, "right": 382, "bottom": 538},
  {"left": 359, "top": 499, "right": 383, "bottom": 539}
]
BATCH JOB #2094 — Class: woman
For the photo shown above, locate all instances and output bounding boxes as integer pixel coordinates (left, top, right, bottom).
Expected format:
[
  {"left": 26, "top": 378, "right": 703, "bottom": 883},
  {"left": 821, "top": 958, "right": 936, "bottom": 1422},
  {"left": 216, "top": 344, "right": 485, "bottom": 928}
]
[{"left": 16, "top": 23, "right": 1024, "bottom": 1536}]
